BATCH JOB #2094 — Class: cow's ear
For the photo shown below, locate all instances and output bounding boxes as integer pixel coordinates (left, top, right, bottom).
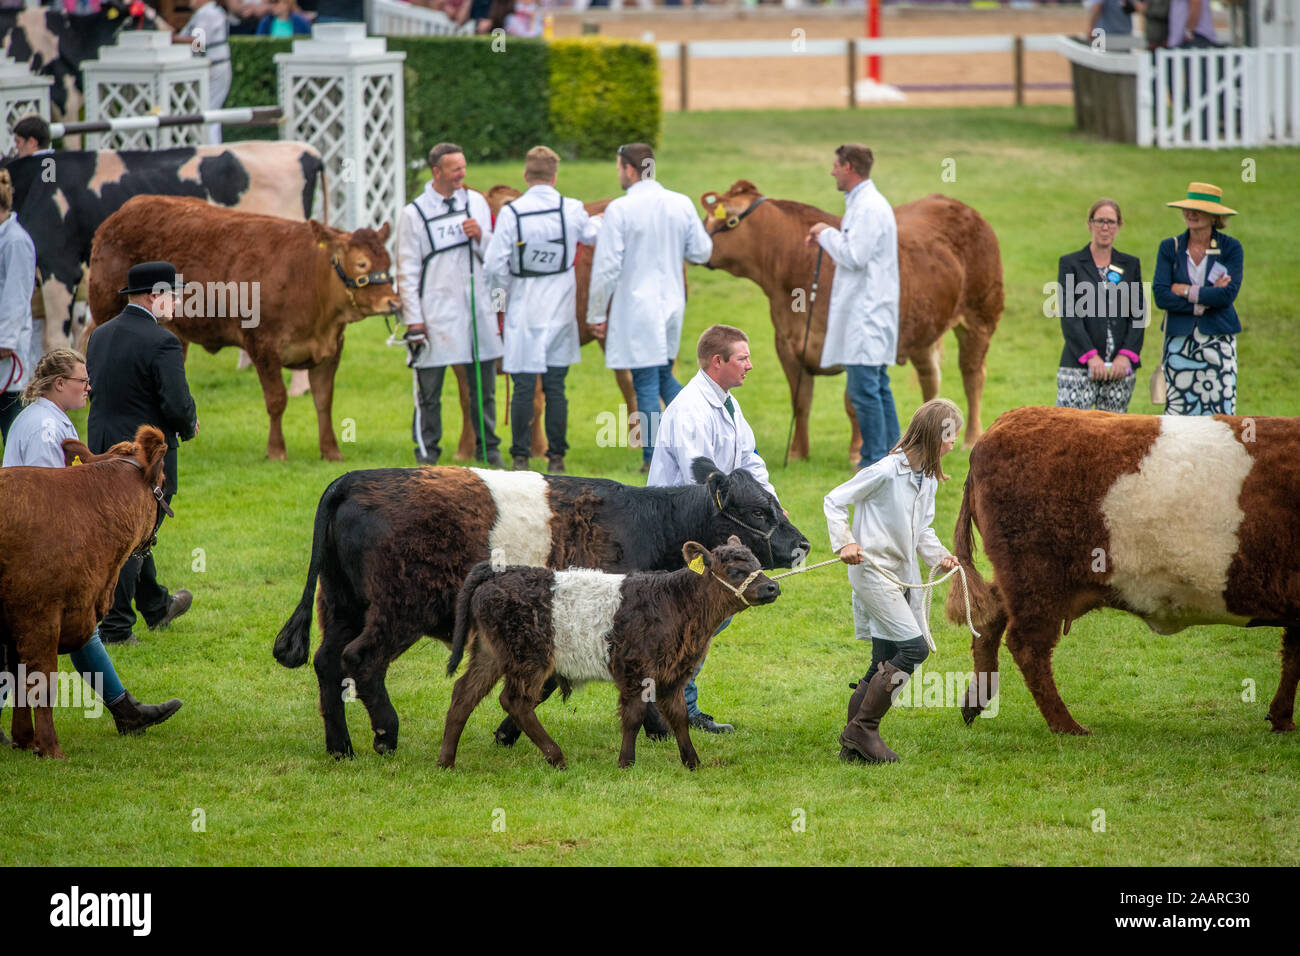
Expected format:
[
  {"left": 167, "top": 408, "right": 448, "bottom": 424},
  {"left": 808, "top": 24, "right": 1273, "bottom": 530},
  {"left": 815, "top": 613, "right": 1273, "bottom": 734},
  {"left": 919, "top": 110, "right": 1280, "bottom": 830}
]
[
  {"left": 682, "top": 541, "right": 710, "bottom": 571},
  {"left": 133, "top": 425, "right": 168, "bottom": 489},
  {"left": 697, "top": 462, "right": 730, "bottom": 511},
  {"left": 727, "top": 534, "right": 742, "bottom": 548},
  {"left": 309, "top": 219, "right": 335, "bottom": 249},
  {"left": 377, "top": 222, "right": 391, "bottom": 243},
  {"left": 61, "top": 438, "right": 94, "bottom": 466},
  {"left": 700, "top": 191, "right": 719, "bottom": 212},
  {"left": 728, "top": 179, "right": 758, "bottom": 197}
]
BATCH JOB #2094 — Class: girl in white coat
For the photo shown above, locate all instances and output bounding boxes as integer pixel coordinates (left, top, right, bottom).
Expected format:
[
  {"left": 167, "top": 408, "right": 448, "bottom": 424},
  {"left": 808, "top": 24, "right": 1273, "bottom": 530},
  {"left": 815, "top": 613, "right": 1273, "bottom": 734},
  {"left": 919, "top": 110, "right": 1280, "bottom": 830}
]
[{"left": 824, "top": 398, "right": 961, "bottom": 763}]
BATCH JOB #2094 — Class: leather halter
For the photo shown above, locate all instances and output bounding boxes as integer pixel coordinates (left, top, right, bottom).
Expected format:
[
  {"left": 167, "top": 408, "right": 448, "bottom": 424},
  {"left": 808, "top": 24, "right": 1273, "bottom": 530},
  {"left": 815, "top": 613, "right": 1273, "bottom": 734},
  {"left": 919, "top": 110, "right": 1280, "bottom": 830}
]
[
  {"left": 331, "top": 256, "right": 397, "bottom": 316},
  {"left": 107, "top": 457, "right": 173, "bottom": 558},
  {"left": 704, "top": 196, "right": 766, "bottom": 271}
]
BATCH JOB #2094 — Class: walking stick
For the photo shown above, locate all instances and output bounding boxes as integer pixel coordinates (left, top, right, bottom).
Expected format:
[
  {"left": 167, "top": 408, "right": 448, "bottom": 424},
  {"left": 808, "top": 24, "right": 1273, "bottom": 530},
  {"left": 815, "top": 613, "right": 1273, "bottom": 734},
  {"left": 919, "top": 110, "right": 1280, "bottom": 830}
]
[{"left": 783, "top": 247, "right": 823, "bottom": 468}]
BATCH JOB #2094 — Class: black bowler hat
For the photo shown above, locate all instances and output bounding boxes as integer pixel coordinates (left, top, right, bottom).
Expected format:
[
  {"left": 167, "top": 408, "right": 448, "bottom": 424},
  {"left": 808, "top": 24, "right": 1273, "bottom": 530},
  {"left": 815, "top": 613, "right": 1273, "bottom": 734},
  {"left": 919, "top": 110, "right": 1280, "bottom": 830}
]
[{"left": 118, "top": 261, "right": 181, "bottom": 296}]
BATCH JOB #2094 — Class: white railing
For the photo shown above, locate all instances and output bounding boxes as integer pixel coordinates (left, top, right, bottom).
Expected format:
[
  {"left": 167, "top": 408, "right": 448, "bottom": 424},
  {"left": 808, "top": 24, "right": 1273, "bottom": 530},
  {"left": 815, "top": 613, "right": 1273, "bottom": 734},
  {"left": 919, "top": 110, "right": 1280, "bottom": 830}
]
[
  {"left": 369, "top": 0, "right": 476, "bottom": 36},
  {"left": 1154, "top": 46, "right": 1300, "bottom": 148}
]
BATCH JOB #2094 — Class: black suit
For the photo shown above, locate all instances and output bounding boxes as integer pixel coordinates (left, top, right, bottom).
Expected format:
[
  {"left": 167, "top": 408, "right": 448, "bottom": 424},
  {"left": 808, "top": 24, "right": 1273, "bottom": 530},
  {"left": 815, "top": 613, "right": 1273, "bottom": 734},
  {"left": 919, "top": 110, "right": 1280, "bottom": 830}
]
[
  {"left": 1057, "top": 246, "right": 1145, "bottom": 369},
  {"left": 86, "top": 304, "right": 197, "bottom": 639}
]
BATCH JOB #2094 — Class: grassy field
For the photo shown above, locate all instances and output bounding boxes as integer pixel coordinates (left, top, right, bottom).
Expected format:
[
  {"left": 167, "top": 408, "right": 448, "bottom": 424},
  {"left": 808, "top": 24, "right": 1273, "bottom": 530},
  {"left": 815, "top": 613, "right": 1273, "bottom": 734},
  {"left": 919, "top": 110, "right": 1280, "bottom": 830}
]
[{"left": 4, "top": 107, "right": 1299, "bottom": 866}]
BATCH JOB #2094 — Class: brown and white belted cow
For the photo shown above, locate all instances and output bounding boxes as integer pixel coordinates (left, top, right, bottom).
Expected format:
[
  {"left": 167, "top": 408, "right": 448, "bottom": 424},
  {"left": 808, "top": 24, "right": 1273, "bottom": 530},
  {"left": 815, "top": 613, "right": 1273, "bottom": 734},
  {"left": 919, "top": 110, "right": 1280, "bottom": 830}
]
[{"left": 947, "top": 406, "right": 1300, "bottom": 735}]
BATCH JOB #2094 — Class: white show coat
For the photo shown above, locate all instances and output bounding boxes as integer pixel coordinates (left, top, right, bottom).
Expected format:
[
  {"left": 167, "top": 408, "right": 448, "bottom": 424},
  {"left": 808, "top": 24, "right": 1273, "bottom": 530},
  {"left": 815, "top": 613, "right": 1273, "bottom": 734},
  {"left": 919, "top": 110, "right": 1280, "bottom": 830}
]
[
  {"left": 483, "top": 184, "right": 600, "bottom": 374},
  {"left": 647, "top": 368, "right": 776, "bottom": 499},
  {"left": 0, "top": 214, "right": 36, "bottom": 395},
  {"left": 586, "top": 179, "right": 713, "bottom": 370},
  {"left": 2, "top": 397, "right": 77, "bottom": 469},
  {"left": 817, "top": 178, "right": 900, "bottom": 368},
  {"left": 824, "top": 451, "right": 951, "bottom": 641},
  {"left": 397, "top": 184, "right": 502, "bottom": 368}
]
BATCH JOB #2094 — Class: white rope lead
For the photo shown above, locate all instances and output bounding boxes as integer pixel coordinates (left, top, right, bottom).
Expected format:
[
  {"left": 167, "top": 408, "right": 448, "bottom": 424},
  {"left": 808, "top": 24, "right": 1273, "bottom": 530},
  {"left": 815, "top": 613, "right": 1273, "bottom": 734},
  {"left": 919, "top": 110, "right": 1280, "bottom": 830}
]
[{"left": 768, "top": 554, "right": 982, "bottom": 650}]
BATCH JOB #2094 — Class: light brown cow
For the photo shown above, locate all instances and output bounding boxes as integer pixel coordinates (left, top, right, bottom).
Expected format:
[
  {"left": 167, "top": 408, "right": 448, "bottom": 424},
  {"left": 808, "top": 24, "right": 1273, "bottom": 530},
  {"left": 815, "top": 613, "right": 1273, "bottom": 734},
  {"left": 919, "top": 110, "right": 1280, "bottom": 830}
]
[
  {"left": 700, "top": 180, "right": 1004, "bottom": 464},
  {"left": 0, "top": 426, "right": 168, "bottom": 759},
  {"left": 947, "top": 406, "right": 1300, "bottom": 736},
  {"left": 87, "top": 196, "right": 399, "bottom": 461}
]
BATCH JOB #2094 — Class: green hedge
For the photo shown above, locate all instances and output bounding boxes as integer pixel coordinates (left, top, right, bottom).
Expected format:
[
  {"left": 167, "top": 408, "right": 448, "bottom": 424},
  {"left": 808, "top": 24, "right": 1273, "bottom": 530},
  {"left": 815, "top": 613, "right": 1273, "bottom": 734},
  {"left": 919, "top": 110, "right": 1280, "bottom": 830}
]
[{"left": 226, "top": 34, "right": 658, "bottom": 198}]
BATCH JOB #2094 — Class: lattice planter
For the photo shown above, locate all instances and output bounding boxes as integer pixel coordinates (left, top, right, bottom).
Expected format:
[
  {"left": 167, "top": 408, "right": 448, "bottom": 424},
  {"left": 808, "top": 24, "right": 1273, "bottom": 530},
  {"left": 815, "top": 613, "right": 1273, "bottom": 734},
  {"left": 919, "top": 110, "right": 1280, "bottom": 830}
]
[
  {"left": 82, "top": 31, "right": 209, "bottom": 151},
  {"left": 276, "top": 24, "right": 406, "bottom": 244},
  {"left": 0, "top": 55, "right": 52, "bottom": 155}
]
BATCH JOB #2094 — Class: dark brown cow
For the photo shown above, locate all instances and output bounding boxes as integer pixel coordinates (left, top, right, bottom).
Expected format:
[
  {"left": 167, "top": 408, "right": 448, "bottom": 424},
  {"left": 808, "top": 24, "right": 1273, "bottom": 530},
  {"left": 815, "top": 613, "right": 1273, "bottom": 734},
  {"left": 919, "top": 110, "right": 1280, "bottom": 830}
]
[
  {"left": 438, "top": 537, "right": 779, "bottom": 770},
  {"left": 700, "top": 180, "right": 1004, "bottom": 464},
  {"left": 0, "top": 426, "right": 168, "bottom": 759},
  {"left": 946, "top": 406, "right": 1300, "bottom": 735},
  {"left": 87, "top": 195, "right": 399, "bottom": 461}
]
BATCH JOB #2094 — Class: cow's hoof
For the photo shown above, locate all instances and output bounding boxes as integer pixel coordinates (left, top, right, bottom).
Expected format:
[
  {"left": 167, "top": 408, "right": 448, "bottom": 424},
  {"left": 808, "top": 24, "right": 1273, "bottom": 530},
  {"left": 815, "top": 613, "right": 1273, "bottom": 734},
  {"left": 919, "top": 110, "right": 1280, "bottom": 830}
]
[
  {"left": 373, "top": 738, "right": 396, "bottom": 755},
  {"left": 1053, "top": 723, "right": 1091, "bottom": 736},
  {"left": 547, "top": 755, "right": 567, "bottom": 770},
  {"left": 267, "top": 450, "right": 288, "bottom": 462},
  {"left": 961, "top": 705, "right": 982, "bottom": 726},
  {"left": 1267, "top": 715, "right": 1296, "bottom": 733},
  {"left": 436, "top": 758, "right": 454, "bottom": 770},
  {"left": 322, "top": 450, "right": 344, "bottom": 463},
  {"left": 328, "top": 746, "right": 355, "bottom": 760},
  {"left": 493, "top": 724, "right": 521, "bottom": 747}
]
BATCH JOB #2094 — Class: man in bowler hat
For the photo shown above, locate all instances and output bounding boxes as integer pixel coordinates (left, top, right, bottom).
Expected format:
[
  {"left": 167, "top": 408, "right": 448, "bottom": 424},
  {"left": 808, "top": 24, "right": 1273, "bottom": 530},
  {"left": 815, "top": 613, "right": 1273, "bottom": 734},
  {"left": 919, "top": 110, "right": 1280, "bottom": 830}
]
[{"left": 87, "top": 262, "right": 199, "bottom": 644}]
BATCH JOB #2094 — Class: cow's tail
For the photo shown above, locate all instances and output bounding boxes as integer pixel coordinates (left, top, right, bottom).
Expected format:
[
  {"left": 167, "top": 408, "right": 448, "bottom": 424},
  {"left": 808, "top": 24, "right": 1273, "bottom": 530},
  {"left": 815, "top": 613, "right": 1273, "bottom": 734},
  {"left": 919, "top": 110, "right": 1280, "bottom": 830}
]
[
  {"left": 273, "top": 475, "right": 346, "bottom": 668},
  {"left": 447, "top": 561, "right": 495, "bottom": 677},
  {"left": 945, "top": 471, "right": 1004, "bottom": 629}
]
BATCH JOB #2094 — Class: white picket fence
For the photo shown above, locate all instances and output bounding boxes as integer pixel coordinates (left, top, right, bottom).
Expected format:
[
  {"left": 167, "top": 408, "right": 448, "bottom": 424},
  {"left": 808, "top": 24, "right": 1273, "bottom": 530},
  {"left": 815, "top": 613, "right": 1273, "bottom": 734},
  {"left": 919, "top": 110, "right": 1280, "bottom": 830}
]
[
  {"left": 1153, "top": 46, "right": 1300, "bottom": 148},
  {"left": 368, "top": 0, "right": 476, "bottom": 36}
]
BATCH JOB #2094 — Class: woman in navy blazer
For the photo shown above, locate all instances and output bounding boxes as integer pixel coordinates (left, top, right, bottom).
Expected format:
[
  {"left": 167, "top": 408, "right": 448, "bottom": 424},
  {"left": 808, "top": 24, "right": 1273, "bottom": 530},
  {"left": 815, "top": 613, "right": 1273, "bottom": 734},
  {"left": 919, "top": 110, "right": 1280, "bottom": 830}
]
[
  {"left": 1056, "top": 197, "right": 1145, "bottom": 412},
  {"left": 1152, "top": 182, "right": 1243, "bottom": 415}
]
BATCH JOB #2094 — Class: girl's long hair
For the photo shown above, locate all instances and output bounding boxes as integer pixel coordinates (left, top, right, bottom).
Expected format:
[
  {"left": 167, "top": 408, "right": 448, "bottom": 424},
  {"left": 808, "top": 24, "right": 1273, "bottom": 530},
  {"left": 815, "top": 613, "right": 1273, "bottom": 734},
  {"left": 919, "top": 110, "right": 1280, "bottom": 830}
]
[{"left": 890, "top": 397, "right": 963, "bottom": 481}]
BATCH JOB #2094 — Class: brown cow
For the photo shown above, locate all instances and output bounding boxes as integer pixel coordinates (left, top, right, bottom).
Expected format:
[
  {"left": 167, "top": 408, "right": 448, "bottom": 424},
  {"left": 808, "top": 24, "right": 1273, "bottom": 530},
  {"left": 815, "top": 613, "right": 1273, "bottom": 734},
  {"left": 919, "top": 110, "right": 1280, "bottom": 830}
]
[
  {"left": 0, "top": 426, "right": 169, "bottom": 759},
  {"left": 87, "top": 195, "right": 399, "bottom": 461},
  {"left": 946, "top": 406, "right": 1300, "bottom": 736},
  {"left": 699, "top": 180, "right": 1004, "bottom": 464}
]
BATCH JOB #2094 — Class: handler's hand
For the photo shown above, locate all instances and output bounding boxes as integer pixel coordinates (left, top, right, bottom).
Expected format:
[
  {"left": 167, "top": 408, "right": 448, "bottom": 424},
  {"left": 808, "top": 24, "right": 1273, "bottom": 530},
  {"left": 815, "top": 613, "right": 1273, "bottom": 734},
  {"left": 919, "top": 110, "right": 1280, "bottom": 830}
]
[
  {"left": 1110, "top": 354, "right": 1132, "bottom": 379},
  {"left": 588, "top": 322, "right": 607, "bottom": 341},
  {"left": 1214, "top": 273, "right": 1231, "bottom": 288},
  {"left": 839, "top": 543, "right": 864, "bottom": 565},
  {"left": 1087, "top": 355, "right": 1107, "bottom": 381},
  {"left": 0, "top": 348, "right": 12, "bottom": 360},
  {"left": 938, "top": 555, "right": 959, "bottom": 572},
  {"left": 805, "top": 222, "right": 828, "bottom": 247},
  {"left": 462, "top": 218, "right": 482, "bottom": 241},
  {"left": 406, "top": 323, "right": 427, "bottom": 335}
]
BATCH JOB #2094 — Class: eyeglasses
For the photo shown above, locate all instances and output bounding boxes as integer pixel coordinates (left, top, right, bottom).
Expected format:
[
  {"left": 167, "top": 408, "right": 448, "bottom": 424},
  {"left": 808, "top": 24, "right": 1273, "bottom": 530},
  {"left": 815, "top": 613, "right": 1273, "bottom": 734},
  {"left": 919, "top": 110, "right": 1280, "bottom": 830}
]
[
  {"left": 1089, "top": 218, "right": 1119, "bottom": 228},
  {"left": 62, "top": 376, "right": 90, "bottom": 387}
]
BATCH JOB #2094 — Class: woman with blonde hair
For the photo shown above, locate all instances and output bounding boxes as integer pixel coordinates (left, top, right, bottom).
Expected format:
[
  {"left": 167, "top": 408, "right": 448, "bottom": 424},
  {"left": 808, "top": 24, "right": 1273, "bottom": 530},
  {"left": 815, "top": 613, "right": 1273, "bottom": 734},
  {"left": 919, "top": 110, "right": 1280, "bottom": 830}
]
[
  {"left": 824, "top": 398, "right": 962, "bottom": 764},
  {"left": 1, "top": 348, "right": 182, "bottom": 740}
]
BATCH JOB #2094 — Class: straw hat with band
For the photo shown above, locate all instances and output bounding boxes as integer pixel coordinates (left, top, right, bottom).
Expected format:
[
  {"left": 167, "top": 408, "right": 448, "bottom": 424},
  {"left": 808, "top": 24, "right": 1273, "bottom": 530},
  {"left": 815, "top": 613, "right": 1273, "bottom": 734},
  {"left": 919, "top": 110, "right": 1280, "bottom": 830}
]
[{"left": 1166, "top": 182, "right": 1237, "bottom": 217}]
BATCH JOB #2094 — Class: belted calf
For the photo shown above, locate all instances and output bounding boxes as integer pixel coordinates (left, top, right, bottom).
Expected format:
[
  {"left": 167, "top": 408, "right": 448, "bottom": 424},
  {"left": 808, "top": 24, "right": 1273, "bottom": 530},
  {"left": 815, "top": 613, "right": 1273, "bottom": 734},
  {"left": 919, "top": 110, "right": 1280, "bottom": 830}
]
[{"left": 438, "top": 536, "right": 780, "bottom": 770}]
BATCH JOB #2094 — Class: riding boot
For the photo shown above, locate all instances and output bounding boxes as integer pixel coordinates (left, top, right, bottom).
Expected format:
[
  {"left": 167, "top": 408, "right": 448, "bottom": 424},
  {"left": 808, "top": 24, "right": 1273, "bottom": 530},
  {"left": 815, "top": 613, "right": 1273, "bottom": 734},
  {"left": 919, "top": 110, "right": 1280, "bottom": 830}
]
[
  {"left": 838, "top": 676, "right": 873, "bottom": 762},
  {"left": 108, "top": 692, "right": 183, "bottom": 736},
  {"left": 839, "top": 661, "right": 904, "bottom": 763}
]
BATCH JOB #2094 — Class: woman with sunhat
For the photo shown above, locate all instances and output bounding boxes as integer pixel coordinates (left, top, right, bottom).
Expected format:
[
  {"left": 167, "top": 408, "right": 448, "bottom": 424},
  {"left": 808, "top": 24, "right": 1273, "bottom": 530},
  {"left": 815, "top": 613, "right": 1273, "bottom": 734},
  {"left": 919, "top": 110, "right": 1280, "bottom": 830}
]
[{"left": 1152, "top": 182, "right": 1243, "bottom": 415}]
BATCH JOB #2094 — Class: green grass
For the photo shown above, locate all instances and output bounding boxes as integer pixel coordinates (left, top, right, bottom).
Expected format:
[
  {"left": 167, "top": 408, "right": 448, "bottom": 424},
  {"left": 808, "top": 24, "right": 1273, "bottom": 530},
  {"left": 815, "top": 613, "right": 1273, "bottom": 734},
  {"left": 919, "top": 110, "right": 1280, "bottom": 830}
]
[{"left": 5, "top": 106, "right": 1299, "bottom": 866}]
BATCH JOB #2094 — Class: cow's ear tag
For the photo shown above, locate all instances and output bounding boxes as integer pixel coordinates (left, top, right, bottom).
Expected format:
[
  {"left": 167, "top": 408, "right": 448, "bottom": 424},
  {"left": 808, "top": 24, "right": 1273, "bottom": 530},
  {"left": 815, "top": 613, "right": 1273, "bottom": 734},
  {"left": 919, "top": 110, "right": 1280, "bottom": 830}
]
[
  {"left": 106, "top": 5, "right": 119, "bottom": 17},
  {"left": 688, "top": 555, "right": 705, "bottom": 575},
  {"left": 71, "top": 455, "right": 83, "bottom": 466},
  {"left": 713, "top": 205, "right": 726, "bottom": 220}
]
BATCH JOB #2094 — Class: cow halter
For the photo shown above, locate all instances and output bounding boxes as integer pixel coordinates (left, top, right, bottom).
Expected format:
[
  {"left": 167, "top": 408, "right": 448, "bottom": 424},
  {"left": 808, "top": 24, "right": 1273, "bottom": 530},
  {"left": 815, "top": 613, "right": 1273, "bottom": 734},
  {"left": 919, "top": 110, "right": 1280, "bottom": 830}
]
[
  {"left": 331, "top": 256, "right": 395, "bottom": 315},
  {"left": 709, "top": 567, "right": 766, "bottom": 608},
  {"left": 106, "top": 457, "right": 174, "bottom": 558},
  {"left": 703, "top": 195, "right": 767, "bottom": 270},
  {"left": 709, "top": 475, "right": 777, "bottom": 568}
]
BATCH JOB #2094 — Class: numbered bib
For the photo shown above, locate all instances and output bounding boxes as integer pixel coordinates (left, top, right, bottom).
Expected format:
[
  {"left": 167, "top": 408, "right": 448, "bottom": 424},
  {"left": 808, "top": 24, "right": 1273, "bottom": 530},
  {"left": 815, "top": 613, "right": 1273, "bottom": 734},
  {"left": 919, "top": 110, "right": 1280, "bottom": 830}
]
[
  {"left": 521, "top": 239, "right": 566, "bottom": 273},
  {"left": 430, "top": 213, "right": 469, "bottom": 253}
]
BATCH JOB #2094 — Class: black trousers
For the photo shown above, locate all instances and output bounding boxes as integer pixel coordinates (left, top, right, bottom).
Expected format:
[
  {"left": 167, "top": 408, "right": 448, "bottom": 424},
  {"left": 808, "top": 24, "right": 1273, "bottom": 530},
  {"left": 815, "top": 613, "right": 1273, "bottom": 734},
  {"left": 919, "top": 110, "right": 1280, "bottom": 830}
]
[
  {"left": 413, "top": 361, "right": 499, "bottom": 464},
  {"left": 861, "top": 635, "right": 930, "bottom": 686},
  {"left": 101, "top": 552, "right": 171, "bottom": 640},
  {"left": 0, "top": 389, "right": 21, "bottom": 444},
  {"left": 509, "top": 367, "right": 568, "bottom": 461}
]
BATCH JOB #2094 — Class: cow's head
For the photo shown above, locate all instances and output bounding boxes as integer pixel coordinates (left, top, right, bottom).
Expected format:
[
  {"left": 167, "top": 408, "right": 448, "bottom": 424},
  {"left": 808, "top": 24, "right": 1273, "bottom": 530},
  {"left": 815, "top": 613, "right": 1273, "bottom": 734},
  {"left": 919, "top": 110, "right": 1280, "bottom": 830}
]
[
  {"left": 484, "top": 184, "right": 520, "bottom": 226},
  {"left": 312, "top": 220, "right": 400, "bottom": 319},
  {"left": 699, "top": 180, "right": 765, "bottom": 237},
  {"left": 683, "top": 535, "right": 780, "bottom": 608},
  {"left": 64, "top": 424, "right": 168, "bottom": 493},
  {"left": 690, "top": 457, "right": 809, "bottom": 569}
]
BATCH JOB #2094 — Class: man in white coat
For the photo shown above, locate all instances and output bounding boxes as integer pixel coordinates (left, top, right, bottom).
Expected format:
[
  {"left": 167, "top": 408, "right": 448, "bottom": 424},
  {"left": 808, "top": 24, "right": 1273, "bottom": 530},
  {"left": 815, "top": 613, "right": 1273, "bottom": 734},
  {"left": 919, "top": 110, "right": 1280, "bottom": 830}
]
[
  {"left": 648, "top": 324, "right": 786, "bottom": 734},
  {"left": 484, "top": 146, "right": 599, "bottom": 474},
  {"left": 806, "top": 144, "right": 901, "bottom": 470},
  {"left": 397, "top": 142, "right": 505, "bottom": 467},
  {"left": 587, "top": 143, "right": 713, "bottom": 472}
]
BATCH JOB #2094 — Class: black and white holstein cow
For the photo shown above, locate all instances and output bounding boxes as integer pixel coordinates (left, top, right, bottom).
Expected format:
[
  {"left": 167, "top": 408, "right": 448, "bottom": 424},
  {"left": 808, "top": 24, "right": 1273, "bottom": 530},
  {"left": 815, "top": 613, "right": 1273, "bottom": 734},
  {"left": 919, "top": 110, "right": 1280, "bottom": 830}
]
[
  {"left": 4, "top": 140, "right": 324, "bottom": 354},
  {"left": 1, "top": 0, "right": 168, "bottom": 133},
  {"left": 273, "top": 459, "right": 809, "bottom": 758},
  {"left": 947, "top": 406, "right": 1300, "bottom": 735},
  {"left": 438, "top": 537, "right": 780, "bottom": 770}
]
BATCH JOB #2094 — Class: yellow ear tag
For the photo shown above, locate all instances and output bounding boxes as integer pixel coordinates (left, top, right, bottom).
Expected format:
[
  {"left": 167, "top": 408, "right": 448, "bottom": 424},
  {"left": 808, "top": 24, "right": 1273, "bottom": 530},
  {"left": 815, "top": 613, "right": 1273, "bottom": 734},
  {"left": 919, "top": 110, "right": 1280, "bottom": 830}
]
[
  {"left": 688, "top": 555, "right": 705, "bottom": 575},
  {"left": 71, "top": 455, "right": 83, "bottom": 466},
  {"left": 713, "top": 205, "right": 727, "bottom": 220},
  {"left": 106, "top": 5, "right": 119, "bottom": 17}
]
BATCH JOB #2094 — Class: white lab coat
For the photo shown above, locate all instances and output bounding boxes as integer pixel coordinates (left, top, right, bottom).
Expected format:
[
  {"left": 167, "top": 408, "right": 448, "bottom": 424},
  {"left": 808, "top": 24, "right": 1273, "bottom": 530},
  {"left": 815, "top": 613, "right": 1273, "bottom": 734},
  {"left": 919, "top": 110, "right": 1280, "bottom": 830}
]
[
  {"left": 586, "top": 179, "right": 713, "bottom": 370},
  {"left": 0, "top": 215, "right": 35, "bottom": 395},
  {"left": 647, "top": 369, "right": 776, "bottom": 498},
  {"left": 817, "top": 178, "right": 900, "bottom": 368},
  {"left": 824, "top": 451, "right": 951, "bottom": 641},
  {"left": 396, "top": 184, "right": 502, "bottom": 368},
  {"left": 483, "top": 184, "right": 600, "bottom": 374}
]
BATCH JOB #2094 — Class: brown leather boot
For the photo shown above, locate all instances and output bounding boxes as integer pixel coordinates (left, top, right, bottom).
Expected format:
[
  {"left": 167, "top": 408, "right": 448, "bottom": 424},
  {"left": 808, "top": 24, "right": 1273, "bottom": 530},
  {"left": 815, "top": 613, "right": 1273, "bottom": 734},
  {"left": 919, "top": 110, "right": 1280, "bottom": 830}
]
[
  {"left": 838, "top": 678, "right": 872, "bottom": 762},
  {"left": 108, "top": 692, "right": 183, "bottom": 736},
  {"left": 839, "top": 661, "right": 905, "bottom": 763}
]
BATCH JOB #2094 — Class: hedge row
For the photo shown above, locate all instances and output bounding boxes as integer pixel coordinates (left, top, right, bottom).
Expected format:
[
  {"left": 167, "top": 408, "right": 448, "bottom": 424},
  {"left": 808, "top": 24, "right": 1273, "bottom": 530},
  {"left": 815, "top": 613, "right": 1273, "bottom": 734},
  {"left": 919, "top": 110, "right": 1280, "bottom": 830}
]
[{"left": 226, "top": 34, "right": 660, "bottom": 199}]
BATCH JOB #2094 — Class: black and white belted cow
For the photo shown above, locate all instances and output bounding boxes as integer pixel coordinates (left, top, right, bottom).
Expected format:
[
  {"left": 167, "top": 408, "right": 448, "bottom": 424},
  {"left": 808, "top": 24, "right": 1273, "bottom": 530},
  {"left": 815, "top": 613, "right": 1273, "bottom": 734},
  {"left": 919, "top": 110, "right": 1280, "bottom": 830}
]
[{"left": 273, "top": 458, "right": 810, "bottom": 758}]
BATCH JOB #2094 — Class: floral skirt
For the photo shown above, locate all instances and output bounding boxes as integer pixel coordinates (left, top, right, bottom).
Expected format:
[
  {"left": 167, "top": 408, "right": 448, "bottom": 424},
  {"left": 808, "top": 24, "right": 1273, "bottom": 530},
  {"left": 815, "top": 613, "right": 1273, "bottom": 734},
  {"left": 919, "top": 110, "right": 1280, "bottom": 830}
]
[{"left": 1163, "top": 330, "right": 1237, "bottom": 415}]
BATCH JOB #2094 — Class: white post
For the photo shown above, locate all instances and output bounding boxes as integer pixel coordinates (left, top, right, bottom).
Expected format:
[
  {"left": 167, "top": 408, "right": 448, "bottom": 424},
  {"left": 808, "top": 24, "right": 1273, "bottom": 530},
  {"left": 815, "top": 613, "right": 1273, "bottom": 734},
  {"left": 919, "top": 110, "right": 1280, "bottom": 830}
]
[
  {"left": 276, "top": 23, "right": 406, "bottom": 246},
  {"left": 0, "top": 55, "right": 53, "bottom": 155},
  {"left": 1134, "top": 48, "right": 1153, "bottom": 147},
  {"left": 81, "top": 32, "right": 210, "bottom": 151}
]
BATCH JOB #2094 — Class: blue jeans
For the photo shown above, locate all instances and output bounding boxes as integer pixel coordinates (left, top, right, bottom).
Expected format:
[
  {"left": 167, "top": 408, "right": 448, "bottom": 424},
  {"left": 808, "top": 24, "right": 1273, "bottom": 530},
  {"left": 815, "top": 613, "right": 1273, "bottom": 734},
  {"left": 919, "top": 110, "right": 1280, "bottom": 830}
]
[
  {"left": 630, "top": 360, "right": 682, "bottom": 463},
  {"left": 684, "top": 616, "right": 731, "bottom": 717},
  {"left": 846, "top": 364, "right": 900, "bottom": 468},
  {"left": 0, "top": 629, "right": 126, "bottom": 709}
]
